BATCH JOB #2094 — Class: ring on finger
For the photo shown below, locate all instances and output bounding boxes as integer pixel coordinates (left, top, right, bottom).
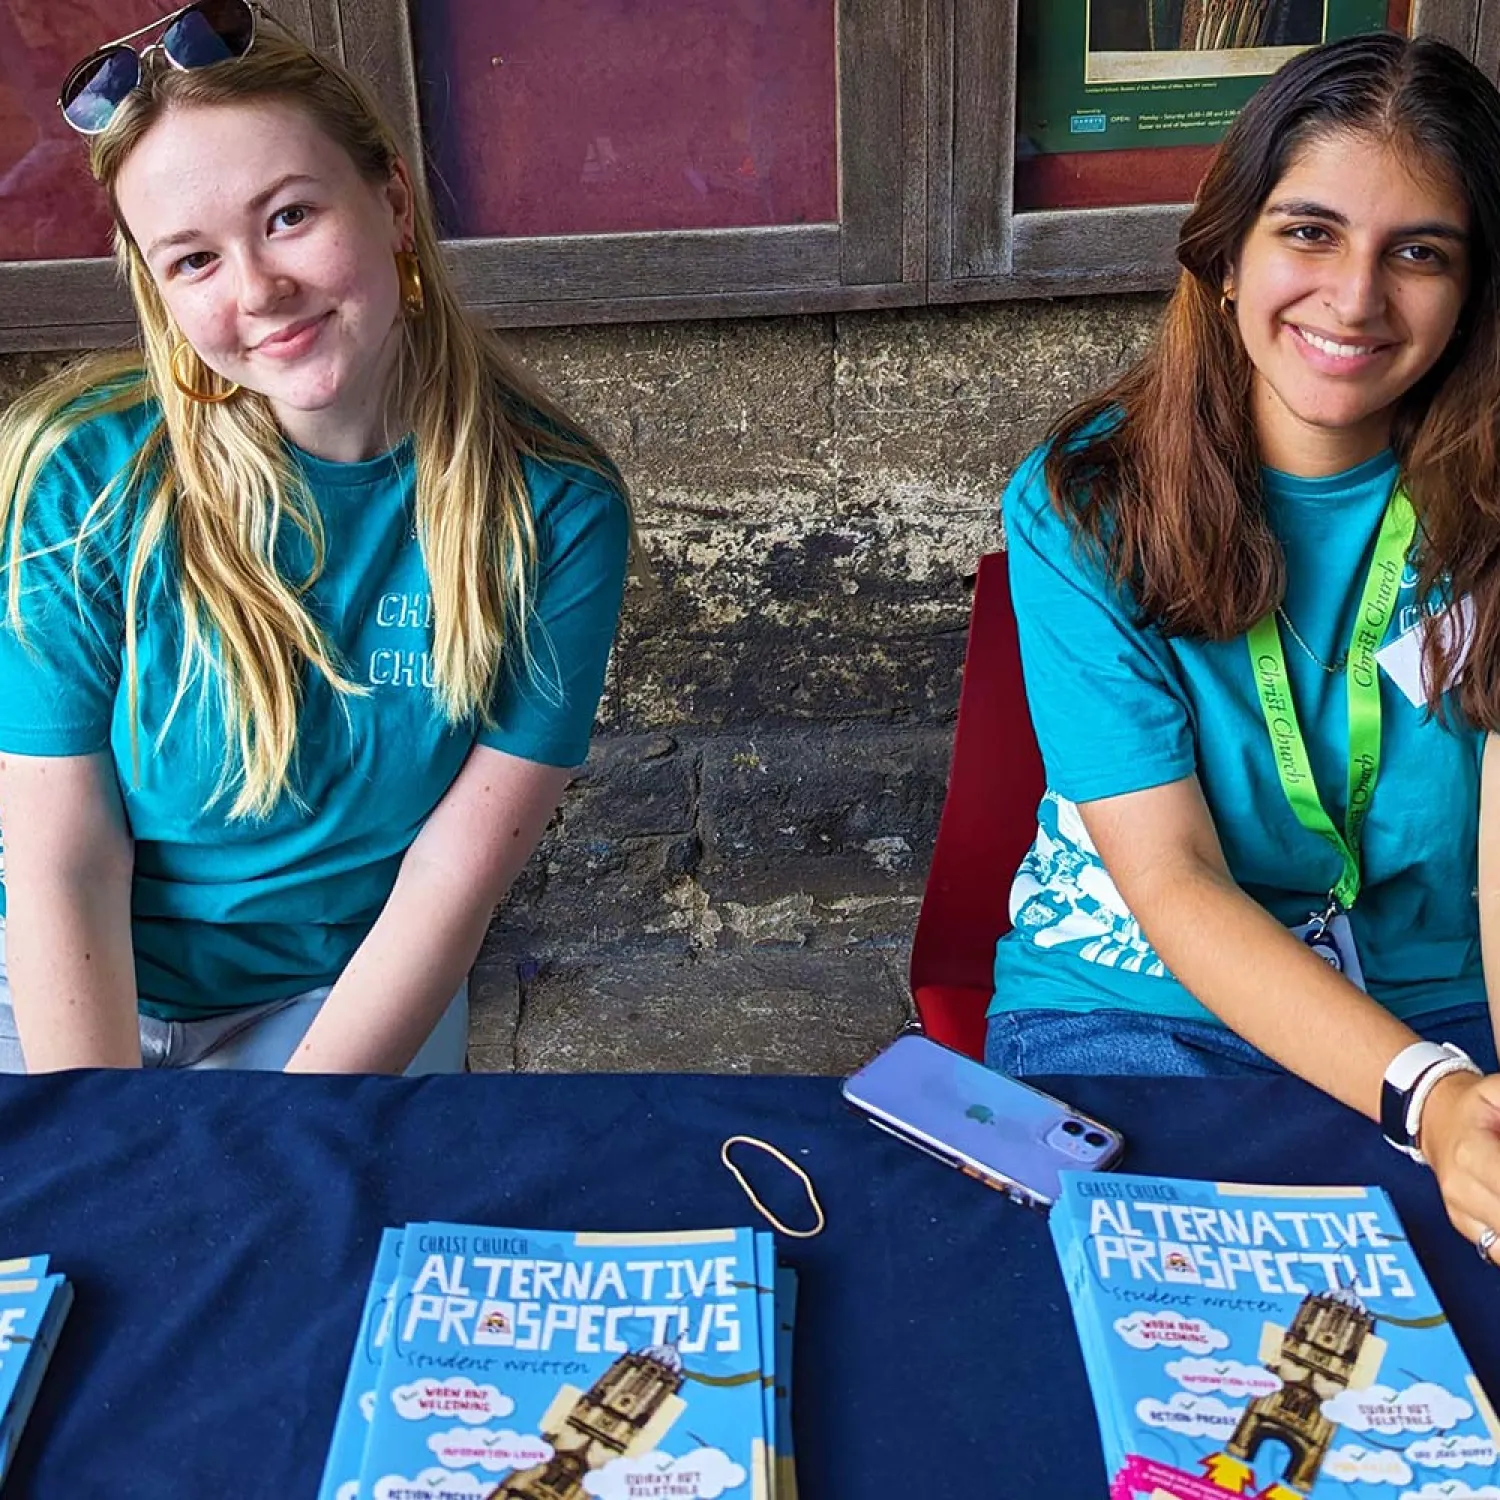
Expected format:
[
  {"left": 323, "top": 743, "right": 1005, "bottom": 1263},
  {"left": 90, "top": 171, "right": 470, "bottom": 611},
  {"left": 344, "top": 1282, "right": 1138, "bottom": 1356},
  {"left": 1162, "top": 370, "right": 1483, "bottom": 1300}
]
[{"left": 1478, "top": 1225, "right": 1499, "bottom": 1266}]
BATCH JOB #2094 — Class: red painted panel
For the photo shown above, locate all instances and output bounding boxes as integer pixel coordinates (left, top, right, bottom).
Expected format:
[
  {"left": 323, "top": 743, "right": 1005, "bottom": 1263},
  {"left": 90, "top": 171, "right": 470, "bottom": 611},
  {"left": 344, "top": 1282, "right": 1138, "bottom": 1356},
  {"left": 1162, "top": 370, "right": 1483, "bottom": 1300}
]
[
  {"left": 0, "top": 1, "right": 165, "bottom": 262},
  {"left": 413, "top": 0, "right": 839, "bottom": 238}
]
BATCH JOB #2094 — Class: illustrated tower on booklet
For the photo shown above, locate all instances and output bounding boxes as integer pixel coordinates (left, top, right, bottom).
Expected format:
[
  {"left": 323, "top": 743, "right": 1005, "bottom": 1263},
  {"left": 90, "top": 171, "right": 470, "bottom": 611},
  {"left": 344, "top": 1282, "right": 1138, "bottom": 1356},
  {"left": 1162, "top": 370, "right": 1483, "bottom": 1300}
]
[
  {"left": 345, "top": 1224, "right": 778, "bottom": 1500},
  {"left": 487, "top": 1343, "right": 688, "bottom": 1500},
  {"left": 1050, "top": 1174, "right": 1496, "bottom": 1500},
  {"left": 1225, "top": 1285, "right": 1386, "bottom": 1493}
]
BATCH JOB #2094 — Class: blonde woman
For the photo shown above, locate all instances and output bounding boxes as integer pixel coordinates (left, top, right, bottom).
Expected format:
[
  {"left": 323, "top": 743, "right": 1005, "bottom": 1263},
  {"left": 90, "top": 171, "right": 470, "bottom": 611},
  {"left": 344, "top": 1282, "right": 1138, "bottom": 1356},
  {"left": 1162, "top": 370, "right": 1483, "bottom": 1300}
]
[{"left": 0, "top": 2, "right": 630, "bottom": 1074}]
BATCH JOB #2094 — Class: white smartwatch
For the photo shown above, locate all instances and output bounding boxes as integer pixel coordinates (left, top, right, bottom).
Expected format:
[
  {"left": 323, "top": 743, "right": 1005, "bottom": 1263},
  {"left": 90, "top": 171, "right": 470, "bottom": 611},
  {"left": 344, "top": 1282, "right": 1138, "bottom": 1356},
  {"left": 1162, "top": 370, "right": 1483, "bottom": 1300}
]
[{"left": 1380, "top": 1041, "right": 1482, "bottom": 1163}]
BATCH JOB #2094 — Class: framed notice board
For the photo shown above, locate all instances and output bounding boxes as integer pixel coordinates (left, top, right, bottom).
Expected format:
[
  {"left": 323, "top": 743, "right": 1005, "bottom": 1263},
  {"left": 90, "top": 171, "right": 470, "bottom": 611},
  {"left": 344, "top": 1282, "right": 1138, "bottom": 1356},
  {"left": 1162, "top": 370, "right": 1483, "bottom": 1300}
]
[{"left": 929, "top": 0, "right": 1480, "bottom": 303}]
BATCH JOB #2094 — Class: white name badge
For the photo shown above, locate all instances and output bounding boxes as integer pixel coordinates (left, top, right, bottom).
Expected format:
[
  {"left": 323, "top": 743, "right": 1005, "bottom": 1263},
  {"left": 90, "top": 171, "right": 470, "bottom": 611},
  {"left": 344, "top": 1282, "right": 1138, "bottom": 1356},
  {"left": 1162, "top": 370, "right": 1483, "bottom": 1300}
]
[
  {"left": 1289, "top": 912, "right": 1366, "bottom": 991},
  {"left": 1376, "top": 595, "right": 1474, "bottom": 708}
]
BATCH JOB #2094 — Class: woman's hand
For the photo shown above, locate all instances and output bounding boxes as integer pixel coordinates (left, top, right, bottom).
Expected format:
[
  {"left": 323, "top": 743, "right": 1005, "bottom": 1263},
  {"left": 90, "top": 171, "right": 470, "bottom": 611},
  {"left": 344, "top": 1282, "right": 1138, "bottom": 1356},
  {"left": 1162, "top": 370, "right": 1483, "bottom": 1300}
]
[{"left": 1415, "top": 1069, "right": 1500, "bottom": 1267}]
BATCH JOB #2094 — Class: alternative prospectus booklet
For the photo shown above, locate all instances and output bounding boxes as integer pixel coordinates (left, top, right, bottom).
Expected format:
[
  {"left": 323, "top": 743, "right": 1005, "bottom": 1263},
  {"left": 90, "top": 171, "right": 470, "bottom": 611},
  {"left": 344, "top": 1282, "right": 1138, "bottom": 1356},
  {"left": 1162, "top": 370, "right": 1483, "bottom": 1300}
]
[
  {"left": 321, "top": 1222, "right": 794, "bottom": 1500},
  {"left": 1052, "top": 1172, "right": 1500, "bottom": 1500},
  {"left": 0, "top": 1254, "right": 71, "bottom": 1491}
]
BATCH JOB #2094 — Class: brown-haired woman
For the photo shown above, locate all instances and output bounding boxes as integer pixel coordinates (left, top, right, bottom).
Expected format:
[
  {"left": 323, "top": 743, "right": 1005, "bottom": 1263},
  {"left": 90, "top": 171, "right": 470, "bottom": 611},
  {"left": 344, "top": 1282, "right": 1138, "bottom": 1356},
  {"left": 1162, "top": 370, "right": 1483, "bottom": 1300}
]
[{"left": 988, "top": 31, "right": 1500, "bottom": 1268}]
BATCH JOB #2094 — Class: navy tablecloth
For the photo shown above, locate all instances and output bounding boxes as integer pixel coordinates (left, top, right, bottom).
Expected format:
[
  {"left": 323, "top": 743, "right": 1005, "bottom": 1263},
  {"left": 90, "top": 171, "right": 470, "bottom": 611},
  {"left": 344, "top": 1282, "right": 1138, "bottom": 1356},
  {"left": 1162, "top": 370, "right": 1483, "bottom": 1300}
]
[{"left": 0, "top": 1069, "right": 1495, "bottom": 1498}]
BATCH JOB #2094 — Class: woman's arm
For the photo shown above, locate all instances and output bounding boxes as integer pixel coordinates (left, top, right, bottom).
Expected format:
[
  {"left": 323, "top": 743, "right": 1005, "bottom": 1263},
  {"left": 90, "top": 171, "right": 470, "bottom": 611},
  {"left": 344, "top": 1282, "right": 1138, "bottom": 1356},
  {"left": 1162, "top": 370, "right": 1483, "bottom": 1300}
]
[
  {"left": 283, "top": 744, "right": 572, "bottom": 1074},
  {"left": 1084, "top": 773, "right": 1500, "bottom": 1247},
  {"left": 286, "top": 465, "right": 629, "bottom": 1075},
  {"left": 1082, "top": 776, "right": 1416, "bottom": 1108},
  {"left": 1422, "top": 731, "right": 1500, "bottom": 1251},
  {"left": 0, "top": 750, "right": 138, "bottom": 1070},
  {"left": 1483, "top": 734, "right": 1500, "bottom": 1046}
]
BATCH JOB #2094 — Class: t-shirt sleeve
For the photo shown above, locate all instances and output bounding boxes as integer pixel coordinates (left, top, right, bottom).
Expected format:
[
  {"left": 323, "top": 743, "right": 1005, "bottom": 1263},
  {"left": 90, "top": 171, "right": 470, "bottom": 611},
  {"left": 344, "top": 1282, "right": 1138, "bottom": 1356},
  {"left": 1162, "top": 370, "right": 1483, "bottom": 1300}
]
[
  {"left": 476, "top": 459, "right": 630, "bottom": 768},
  {"left": 0, "top": 425, "right": 130, "bottom": 757},
  {"left": 1002, "top": 446, "right": 1195, "bottom": 804}
]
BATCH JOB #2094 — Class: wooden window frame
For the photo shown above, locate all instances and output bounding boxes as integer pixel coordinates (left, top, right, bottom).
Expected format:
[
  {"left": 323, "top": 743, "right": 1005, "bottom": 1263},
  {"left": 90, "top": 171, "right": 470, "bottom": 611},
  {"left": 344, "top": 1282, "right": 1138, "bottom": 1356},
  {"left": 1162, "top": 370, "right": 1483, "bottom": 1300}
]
[
  {"left": 0, "top": 0, "right": 1490, "bottom": 347},
  {"left": 928, "top": 0, "right": 1487, "bottom": 306},
  {"left": 0, "top": 0, "right": 924, "bottom": 347},
  {"left": 319, "top": 0, "right": 926, "bottom": 327}
]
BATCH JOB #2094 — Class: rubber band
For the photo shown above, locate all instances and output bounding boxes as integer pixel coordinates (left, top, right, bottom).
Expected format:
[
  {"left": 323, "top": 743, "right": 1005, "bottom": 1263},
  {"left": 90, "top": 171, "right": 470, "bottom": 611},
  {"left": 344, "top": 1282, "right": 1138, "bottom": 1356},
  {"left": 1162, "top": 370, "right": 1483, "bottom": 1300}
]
[{"left": 719, "top": 1135, "right": 826, "bottom": 1239}]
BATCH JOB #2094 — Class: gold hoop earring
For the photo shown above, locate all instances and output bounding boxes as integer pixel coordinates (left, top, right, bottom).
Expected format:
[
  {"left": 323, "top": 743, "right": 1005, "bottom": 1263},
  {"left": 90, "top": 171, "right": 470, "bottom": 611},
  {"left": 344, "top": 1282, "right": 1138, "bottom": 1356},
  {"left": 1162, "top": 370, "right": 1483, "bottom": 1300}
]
[
  {"left": 395, "top": 250, "right": 425, "bottom": 318},
  {"left": 170, "top": 341, "right": 240, "bottom": 405},
  {"left": 1219, "top": 291, "right": 1236, "bottom": 317}
]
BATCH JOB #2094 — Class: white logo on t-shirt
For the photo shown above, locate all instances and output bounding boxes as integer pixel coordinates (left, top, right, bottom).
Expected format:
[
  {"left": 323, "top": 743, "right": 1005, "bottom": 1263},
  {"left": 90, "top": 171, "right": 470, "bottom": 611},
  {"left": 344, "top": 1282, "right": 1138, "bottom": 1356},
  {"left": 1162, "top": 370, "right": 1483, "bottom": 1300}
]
[{"left": 1009, "top": 791, "right": 1169, "bottom": 977}]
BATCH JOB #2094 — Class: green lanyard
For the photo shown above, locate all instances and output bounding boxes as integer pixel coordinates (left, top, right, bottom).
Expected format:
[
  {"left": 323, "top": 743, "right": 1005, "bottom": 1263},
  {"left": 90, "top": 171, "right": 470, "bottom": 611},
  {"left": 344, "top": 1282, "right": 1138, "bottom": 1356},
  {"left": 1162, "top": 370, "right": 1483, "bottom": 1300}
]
[{"left": 1246, "top": 487, "right": 1416, "bottom": 914}]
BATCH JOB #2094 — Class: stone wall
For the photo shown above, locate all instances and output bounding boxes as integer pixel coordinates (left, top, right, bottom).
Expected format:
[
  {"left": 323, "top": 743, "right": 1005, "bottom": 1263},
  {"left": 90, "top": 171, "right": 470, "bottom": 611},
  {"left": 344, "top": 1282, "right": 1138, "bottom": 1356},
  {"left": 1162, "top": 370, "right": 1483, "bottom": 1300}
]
[
  {"left": 493, "top": 299, "right": 1161, "bottom": 965},
  {"left": 0, "top": 295, "right": 1163, "bottom": 1067}
]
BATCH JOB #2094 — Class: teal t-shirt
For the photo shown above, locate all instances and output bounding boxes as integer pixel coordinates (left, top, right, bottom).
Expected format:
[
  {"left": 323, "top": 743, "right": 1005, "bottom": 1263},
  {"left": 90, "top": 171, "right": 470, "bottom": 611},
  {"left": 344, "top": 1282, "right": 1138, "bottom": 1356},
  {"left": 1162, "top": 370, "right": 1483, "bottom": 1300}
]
[
  {"left": 992, "top": 445, "right": 1486, "bottom": 1025},
  {"left": 0, "top": 397, "right": 629, "bottom": 1019}
]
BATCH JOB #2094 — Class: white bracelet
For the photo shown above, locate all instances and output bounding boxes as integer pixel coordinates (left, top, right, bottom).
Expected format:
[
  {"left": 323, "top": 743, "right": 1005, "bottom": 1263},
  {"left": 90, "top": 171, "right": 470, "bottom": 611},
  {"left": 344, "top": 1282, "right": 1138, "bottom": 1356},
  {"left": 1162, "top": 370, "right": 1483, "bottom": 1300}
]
[{"left": 1405, "top": 1052, "right": 1483, "bottom": 1165}]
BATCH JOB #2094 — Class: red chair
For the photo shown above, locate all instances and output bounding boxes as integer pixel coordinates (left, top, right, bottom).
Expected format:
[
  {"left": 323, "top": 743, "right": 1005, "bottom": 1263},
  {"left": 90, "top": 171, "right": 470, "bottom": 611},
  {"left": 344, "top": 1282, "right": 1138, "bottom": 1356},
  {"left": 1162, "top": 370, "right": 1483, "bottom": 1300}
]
[{"left": 910, "top": 551, "right": 1046, "bottom": 1059}]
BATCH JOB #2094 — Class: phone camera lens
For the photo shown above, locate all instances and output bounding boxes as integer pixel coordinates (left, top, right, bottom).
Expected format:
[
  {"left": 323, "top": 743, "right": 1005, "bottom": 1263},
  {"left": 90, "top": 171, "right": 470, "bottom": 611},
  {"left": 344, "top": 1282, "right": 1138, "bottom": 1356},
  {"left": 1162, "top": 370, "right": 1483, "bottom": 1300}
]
[
  {"left": 1084, "top": 1131, "right": 1108, "bottom": 1147},
  {"left": 1061, "top": 1120, "right": 1084, "bottom": 1136}
]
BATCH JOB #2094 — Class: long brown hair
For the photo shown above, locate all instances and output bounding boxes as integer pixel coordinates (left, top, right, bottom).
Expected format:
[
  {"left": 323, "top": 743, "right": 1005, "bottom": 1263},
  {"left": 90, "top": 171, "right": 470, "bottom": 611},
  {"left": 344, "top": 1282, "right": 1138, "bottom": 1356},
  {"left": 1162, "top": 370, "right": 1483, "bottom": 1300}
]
[{"left": 1046, "top": 32, "right": 1500, "bottom": 727}]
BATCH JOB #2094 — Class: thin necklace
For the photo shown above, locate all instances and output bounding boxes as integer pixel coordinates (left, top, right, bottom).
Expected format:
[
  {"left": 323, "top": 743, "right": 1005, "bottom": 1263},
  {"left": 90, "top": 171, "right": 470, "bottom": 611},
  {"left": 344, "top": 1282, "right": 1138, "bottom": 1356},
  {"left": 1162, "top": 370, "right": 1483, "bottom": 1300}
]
[{"left": 1276, "top": 604, "right": 1346, "bottom": 675}]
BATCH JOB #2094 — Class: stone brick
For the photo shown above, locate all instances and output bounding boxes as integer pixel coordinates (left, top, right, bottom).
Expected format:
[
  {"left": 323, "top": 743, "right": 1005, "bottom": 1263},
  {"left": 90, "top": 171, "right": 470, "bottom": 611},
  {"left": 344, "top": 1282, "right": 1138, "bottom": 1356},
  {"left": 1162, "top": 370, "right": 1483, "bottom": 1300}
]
[
  {"left": 489, "top": 834, "right": 703, "bottom": 964},
  {"left": 466, "top": 960, "right": 522, "bottom": 1072},
  {"left": 835, "top": 298, "right": 1161, "bottom": 502},
  {"left": 515, "top": 949, "right": 913, "bottom": 1074},
  {"left": 507, "top": 316, "right": 836, "bottom": 514},
  {"left": 613, "top": 518, "right": 975, "bottom": 729},
  {"left": 554, "top": 734, "right": 696, "bottom": 845},
  {"left": 616, "top": 596, "right": 968, "bottom": 728},
  {"left": 0, "top": 352, "right": 77, "bottom": 406},
  {"left": 472, "top": 726, "right": 950, "bottom": 968},
  {"left": 698, "top": 725, "right": 951, "bottom": 887}
]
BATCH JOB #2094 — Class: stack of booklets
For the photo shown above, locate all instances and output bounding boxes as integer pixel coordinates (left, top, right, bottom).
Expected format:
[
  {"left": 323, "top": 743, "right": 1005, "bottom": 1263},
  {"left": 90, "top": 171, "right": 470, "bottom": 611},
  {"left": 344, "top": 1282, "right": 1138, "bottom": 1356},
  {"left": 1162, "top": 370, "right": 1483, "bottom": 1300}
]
[
  {"left": 319, "top": 1222, "right": 797, "bottom": 1500},
  {"left": 0, "top": 1255, "right": 71, "bottom": 1488},
  {"left": 1051, "top": 1172, "right": 1500, "bottom": 1500}
]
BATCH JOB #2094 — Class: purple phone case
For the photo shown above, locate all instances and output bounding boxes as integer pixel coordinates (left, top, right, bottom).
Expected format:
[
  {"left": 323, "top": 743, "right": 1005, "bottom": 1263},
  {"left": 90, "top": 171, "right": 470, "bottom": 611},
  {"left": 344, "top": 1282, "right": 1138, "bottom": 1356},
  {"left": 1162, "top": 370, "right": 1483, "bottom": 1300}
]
[{"left": 842, "top": 1033, "right": 1124, "bottom": 1205}]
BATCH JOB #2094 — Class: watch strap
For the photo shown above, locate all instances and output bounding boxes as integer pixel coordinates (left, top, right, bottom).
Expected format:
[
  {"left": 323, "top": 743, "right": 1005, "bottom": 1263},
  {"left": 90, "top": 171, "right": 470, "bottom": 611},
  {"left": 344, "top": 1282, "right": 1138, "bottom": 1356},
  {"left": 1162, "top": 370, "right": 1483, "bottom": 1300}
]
[
  {"left": 1381, "top": 1042, "right": 1469, "bottom": 1157},
  {"left": 1405, "top": 1052, "right": 1483, "bottom": 1166}
]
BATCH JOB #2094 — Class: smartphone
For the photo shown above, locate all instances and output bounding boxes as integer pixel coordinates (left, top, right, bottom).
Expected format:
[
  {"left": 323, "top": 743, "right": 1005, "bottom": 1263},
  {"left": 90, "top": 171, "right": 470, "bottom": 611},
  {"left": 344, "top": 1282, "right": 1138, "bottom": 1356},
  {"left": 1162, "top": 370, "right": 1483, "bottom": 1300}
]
[{"left": 842, "top": 1032, "right": 1124, "bottom": 1210}]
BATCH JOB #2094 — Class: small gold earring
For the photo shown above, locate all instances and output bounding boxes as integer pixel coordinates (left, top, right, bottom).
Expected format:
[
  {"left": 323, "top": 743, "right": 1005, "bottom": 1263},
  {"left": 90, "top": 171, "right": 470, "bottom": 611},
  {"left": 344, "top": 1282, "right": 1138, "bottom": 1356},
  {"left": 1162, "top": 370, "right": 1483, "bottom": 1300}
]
[
  {"left": 170, "top": 341, "right": 240, "bottom": 405},
  {"left": 395, "top": 249, "right": 425, "bottom": 318},
  {"left": 1219, "top": 291, "right": 1236, "bottom": 317}
]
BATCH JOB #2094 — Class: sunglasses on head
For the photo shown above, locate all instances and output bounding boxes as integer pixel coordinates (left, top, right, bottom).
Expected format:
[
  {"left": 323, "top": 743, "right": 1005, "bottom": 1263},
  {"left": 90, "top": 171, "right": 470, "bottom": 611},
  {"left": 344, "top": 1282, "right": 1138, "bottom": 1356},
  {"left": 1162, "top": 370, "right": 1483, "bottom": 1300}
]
[{"left": 58, "top": 0, "right": 259, "bottom": 136}]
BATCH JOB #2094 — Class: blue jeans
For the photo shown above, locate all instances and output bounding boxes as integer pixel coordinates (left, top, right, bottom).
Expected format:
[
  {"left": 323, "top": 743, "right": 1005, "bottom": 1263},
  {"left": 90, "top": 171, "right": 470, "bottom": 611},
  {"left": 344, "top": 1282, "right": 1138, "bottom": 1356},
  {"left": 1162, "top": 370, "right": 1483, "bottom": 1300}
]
[
  {"left": 0, "top": 922, "right": 468, "bottom": 1075},
  {"left": 984, "top": 1001, "right": 1500, "bottom": 1078}
]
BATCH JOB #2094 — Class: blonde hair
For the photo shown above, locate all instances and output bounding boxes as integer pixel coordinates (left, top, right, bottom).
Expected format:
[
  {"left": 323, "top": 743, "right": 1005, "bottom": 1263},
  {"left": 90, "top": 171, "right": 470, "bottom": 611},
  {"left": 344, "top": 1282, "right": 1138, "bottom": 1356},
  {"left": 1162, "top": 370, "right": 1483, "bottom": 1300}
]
[{"left": 0, "top": 19, "right": 624, "bottom": 818}]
